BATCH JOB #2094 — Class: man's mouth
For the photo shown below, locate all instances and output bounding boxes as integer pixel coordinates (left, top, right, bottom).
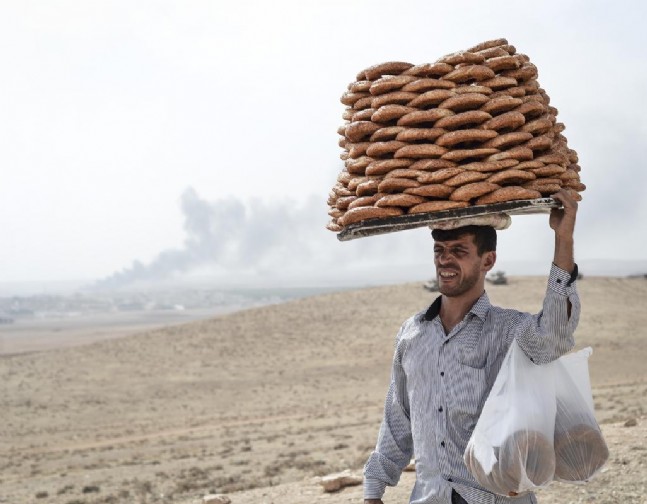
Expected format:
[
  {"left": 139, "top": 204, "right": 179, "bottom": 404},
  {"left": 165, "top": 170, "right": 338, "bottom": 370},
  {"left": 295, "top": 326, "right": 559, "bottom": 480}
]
[{"left": 439, "top": 270, "right": 458, "bottom": 279}]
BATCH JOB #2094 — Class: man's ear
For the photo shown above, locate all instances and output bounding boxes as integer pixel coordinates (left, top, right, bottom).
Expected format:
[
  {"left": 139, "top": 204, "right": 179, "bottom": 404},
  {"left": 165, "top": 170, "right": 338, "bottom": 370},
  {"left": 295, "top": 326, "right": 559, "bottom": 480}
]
[{"left": 482, "top": 251, "right": 496, "bottom": 272}]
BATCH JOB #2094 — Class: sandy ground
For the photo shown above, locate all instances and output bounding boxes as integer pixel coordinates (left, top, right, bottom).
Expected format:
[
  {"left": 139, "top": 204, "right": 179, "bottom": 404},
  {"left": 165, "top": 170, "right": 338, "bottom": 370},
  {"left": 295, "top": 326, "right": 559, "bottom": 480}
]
[{"left": 1, "top": 276, "right": 646, "bottom": 504}]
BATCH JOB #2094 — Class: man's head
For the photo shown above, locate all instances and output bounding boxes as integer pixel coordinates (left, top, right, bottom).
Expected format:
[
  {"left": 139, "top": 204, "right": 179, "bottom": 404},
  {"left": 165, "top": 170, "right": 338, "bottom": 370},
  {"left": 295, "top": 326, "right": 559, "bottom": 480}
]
[{"left": 431, "top": 226, "right": 497, "bottom": 298}]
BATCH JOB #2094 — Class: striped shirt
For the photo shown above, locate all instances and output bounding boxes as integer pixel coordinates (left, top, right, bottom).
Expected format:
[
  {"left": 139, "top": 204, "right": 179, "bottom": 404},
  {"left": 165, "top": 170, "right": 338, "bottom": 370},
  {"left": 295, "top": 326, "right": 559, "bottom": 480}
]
[{"left": 364, "top": 264, "right": 580, "bottom": 504}]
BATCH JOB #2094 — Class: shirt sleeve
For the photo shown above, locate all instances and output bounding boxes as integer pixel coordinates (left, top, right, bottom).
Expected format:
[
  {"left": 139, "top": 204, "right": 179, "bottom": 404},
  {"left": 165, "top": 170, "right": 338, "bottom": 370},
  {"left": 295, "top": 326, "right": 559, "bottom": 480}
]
[
  {"left": 513, "top": 263, "right": 580, "bottom": 364},
  {"left": 363, "top": 329, "right": 414, "bottom": 499}
]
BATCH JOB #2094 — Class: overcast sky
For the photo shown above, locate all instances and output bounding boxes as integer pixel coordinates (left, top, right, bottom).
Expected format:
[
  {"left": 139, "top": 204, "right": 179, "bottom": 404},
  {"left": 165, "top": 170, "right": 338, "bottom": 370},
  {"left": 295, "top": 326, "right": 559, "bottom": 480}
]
[{"left": 2, "top": 0, "right": 646, "bottom": 291}]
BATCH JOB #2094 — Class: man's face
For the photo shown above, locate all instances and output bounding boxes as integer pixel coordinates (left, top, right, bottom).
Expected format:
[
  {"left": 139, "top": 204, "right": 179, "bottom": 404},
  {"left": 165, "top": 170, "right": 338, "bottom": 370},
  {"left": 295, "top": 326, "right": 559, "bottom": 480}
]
[{"left": 433, "top": 234, "right": 492, "bottom": 298}]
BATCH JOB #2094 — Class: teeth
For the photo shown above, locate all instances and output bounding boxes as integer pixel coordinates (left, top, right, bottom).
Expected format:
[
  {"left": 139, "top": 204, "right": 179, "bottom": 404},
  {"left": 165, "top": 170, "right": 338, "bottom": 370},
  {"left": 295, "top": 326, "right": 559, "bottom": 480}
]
[{"left": 440, "top": 271, "right": 457, "bottom": 278}]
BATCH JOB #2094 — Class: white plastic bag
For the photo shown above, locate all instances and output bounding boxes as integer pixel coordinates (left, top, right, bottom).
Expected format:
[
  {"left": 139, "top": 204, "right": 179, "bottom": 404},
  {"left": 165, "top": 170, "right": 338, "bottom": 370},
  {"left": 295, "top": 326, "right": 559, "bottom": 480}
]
[
  {"left": 464, "top": 343, "right": 609, "bottom": 497},
  {"left": 464, "top": 340, "right": 557, "bottom": 497},
  {"left": 553, "top": 349, "right": 609, "bottom": 482}
]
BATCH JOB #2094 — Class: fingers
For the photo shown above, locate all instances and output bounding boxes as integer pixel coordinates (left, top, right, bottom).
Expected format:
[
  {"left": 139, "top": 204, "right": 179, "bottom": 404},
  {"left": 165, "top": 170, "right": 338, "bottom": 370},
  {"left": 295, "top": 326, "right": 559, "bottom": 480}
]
[{"left": 551, "top": 188, "right": 578, "bottom": 212}]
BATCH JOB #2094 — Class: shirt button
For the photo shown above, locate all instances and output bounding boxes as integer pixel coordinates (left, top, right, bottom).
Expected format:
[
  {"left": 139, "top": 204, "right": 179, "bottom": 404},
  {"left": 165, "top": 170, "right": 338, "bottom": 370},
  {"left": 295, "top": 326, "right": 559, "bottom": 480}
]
[
  {"left": 440, "top": 371, "right": 445, "bottom": 377},
  {"left": 438, "top": 406, "right": 443, "bottom": 412},
  {"left": 441, "top": 441, "right": 446, "bottom": 447},
  {"left": 448, "top": 478, "right": 453, "bottom": 482},
  {"left": 556, "top": 278, "right": 562, "bottom": 283}
]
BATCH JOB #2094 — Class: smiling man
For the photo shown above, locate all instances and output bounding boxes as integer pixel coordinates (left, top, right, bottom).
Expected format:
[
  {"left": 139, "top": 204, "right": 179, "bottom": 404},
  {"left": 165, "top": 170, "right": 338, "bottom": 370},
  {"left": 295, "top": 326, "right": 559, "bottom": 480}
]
[{"left": 363, "top": 189, "right": 580, "bottom": 504}]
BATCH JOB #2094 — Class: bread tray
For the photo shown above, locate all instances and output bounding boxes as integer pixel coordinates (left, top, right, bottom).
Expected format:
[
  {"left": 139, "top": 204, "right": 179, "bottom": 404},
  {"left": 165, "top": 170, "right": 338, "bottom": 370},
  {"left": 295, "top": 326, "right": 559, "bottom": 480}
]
[{"left": 337, "top": 198, "right": 561, "bottom": 242}]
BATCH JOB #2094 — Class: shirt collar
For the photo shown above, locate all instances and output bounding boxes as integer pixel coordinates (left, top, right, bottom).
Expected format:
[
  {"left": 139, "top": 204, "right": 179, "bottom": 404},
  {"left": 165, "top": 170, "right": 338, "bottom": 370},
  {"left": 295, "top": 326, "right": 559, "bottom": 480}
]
[{"left": 423, "top": 291, "right": 491, "bottom": 322}]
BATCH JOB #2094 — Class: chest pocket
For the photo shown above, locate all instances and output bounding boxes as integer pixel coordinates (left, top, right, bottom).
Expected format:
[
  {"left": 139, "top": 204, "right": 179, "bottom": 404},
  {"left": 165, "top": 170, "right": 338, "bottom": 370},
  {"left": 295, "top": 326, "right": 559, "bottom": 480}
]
[{"left": 454, "top": 331, "right": 487, "bottom": 369}]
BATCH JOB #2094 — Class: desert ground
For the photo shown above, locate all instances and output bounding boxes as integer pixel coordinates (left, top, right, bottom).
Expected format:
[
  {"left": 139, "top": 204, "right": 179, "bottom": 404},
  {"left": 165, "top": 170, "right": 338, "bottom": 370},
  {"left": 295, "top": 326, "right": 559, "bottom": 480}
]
[{"left": 1, "top": 276, "right": 646, "bottom": 504}]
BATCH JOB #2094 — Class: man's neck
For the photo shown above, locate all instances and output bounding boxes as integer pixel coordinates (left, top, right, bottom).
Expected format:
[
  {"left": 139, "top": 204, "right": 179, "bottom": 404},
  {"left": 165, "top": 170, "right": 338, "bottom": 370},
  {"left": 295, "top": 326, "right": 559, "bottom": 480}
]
[{"left": 439, "top": 289, "right": 485, "bottom": 334}]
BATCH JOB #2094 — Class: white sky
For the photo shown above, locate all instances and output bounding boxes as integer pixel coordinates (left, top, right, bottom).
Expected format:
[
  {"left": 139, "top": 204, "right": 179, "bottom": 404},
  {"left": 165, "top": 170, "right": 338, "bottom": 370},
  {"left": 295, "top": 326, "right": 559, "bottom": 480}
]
[{"left": 2, "top": 0, "right": 646, "bottom": 288}]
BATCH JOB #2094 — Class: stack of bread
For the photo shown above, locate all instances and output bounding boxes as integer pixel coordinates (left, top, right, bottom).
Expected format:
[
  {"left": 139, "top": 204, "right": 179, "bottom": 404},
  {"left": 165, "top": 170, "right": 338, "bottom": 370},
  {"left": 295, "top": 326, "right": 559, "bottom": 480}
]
[{"left": 327, "top": 38, "right": 585, "bottom": 233}]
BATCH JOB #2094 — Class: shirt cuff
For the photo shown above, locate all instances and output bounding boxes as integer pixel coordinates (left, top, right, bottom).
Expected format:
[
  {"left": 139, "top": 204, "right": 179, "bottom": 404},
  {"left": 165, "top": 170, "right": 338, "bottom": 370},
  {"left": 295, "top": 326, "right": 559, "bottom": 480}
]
[
  {"left": 548, "top": 262, "right": 578, "bottom": 294},
  {"left": 363, "top": 478, "right": 387, "bottom": 500}
]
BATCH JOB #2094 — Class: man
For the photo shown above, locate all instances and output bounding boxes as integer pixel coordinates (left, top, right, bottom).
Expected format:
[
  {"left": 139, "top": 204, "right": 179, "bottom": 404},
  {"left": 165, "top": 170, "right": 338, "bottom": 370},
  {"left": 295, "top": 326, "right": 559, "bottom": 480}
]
[{"left": 363, "top": 189, "right": 580, "bottom": 504}]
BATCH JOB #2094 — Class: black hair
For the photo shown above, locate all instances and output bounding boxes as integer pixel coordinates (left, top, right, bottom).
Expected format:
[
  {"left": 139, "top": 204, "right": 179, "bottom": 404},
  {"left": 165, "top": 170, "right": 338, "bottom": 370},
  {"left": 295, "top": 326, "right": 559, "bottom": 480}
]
[{"left": 431, "top": 225, "right": 497, "bottom": 255}]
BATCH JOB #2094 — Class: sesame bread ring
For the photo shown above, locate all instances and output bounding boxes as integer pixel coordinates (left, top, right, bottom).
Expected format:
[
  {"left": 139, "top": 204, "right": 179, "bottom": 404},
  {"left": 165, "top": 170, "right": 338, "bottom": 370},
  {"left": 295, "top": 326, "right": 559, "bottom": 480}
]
[
  {"left": 522, "top": 80, "right": 541, "bottom": 94},
  {"left": 410, "top": 159, "right": 458, "bottom": 171},
  {"left": 394, "top": 144, "right": 448, "bottom": 158},
  {"left": 502, "top": 63, "right": 538, "bottom": 82},
  {"left": 521, "top": 117, "right": 553, "bottom": 134},
  {"left": 484, "top": 55, "right": 523, "bottom": 72},
  {"left": 487, "top": 168, "right": 536, "bottom": 185},
  {"left": 454, "top": 85, "right": 493, "bottom": 95},
  {"left": 401, "top": 78, "right": 457, "bottom": 93},
  {"left": 348, "top": 80, "right": 372, "bottom": 93},
  {"left": 407, "top": 89, "right": 457, "bottom": 108},
  {"left": 328, "top": 207, "right": 344, "bottom": 218},
  {"left": 444, "top": 170, "right": 489, "bottom": 187},
  {"left": 529, "top": 164, "right": 567, "bottom": 177},
  {"left": 442, "top": 148, "right": 499, "bottom": 161},
  {"left": 479, "top": 76, "right": 519, "bottom": 90},
  {"left": 352, "top": 95, "right": 374, "bottom": 110},
  {"left": 345, "top": 155, "right": 374, "bottom": 174},
  {"left": 482, "top": 131, "right": 533, "bottom": 149},
  {"left": 372, "top": 105, "right": 418, "bottom": 123},
  {"left": 370, "top": 126, "right": 407, "bottom": 142},
  {"left": 404, "top": 183, "right": 454, "bottom": 198},
  {"left": 480, "top": 111, "right": 526, "bottom": 132},
  {"left": 369, "top": 75, "right": 418, "bottom": 95},
  {"left": 340, "top": 91, "right": 370, "bottom": 106},
  {"left": 376, "top": 193, "right": 426, "bottom": 208},
  {"left": 568, "top": 163, "right": 581, "bottom": 172},
  {"left": 348, "top": 142, "right": 371, "bottom": 158},
  {"left": 396, "top": 127, "right": 447, "bottom": 142},
  {"left": 342, "top": 108, "right": 354, "bottom": 121},
  {"left": 378, "top": 177, "right": 421, "bottom": 193},
  {"left": 567, "top": 149, "right": 579, "bottom": 163},
  {"left": 514, "top": 101, "right": 546, "bottom": 119},
  {"left": 449, "top": 182, "right": 501, "bottom": 201},
  {"left": 385, "top": 168, "right": 427, "bottom": 179},
  {"left": 337, "top": 170, "right": 352, "bottom": 185},
  {"left": 365, "top": 158, "right": 413, "bottom": 176},
  {"left": 366, "top": 140, "right": 408, "bottom": 158},
  {"left": 490, "top": 86, "right": 526, "bottom": 98},
  {"left": 442, "top": 64, "right": 496, "bottom": 83},
  {"left": 347, "top": 194, "right": 383, "bottom": 209},
  {"left": 326, "top": 220, "right": 343, "bottom": 232},
  {"left": 332, "top": 183, "right": 353, "bottom": 197},
  {"left": 564, "top": 181, "right": 586, "bottom": 191},
  {"left": 434, "top": 110, "right": 492, "bottom": 130},
  {"left": 409, "top": 200, "right": 469, "bottom": 214},
  {"left": 339, "top": 205, "right": 404, "bottom": 226},
  {"left": 523, "top": 134, "right": 554, "bottom": 151},
  {"left": 554, "top": 122, "right": 566, "bottom": 133},
  {"left": 515, "top": 160, "right": 545, "bottom": 170},
  {"left": 438, "top": 93, "right": 490, "bottom": 112},
  {"left": 355, "top": 179, "right": 381, "bottom": 196},
  {"left": 475, "top": 186, "right": 541, "bottom": 205},
  {"left": 351, "top": 108, "right": 376, "bottom": 122},
  {"left": 439, "top": 51, "right": 486, "bottom": 66},
  {"left": 348, "top": 176, "right": 374, "bottom": 192},
  {"left": 403, "top": 62, "right": 454, "bottom": 77},
  {"left": 535, "top": 152, "right": 568, "bottom": 164},
  {"left": 356, "top": 61, "right": 414, "bottom": 81},
  {"left": 486, "top": 146, "right": 534, "bottom": 162},
  {"left": 335, "top": 195, "right": 357, "bottom": 210},
  {"left": 480, "top": 96, "right": 524, "bottom": 115},
  {"left": 474, "top": 46, "right": 509, "bottom": 59},
  {"left": 345, "top": 121, "right": 382, "bottom": 142},
  {"left": 417, "top": 167, "right": 464, "bottom": 183},
  {"left": 560, "top": 169, "right": 580, "bottom": 181},
  {"left": 397, "top": 108, "right": 455, "bottom": 126},
  {"left": 522, "top": 180, "right": 562, "bottom": 193},
  {"left": 461, "top": 159, "right": 519, "bottom": 172},
  {"left": 436, "top": 128, "right": 498, "bottom": 147},
  {"left": 371, "top": 91, "right": 419, "bottom": 109},
  {"left": 466, "top": 38, "right": 509, "bottom": 53}
]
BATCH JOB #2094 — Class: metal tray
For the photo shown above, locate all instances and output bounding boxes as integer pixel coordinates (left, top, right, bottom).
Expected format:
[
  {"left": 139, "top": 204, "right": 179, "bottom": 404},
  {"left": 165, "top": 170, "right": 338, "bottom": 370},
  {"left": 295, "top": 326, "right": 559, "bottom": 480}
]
[{"left": 337, "top": 198, "right": 561, "bottom": 241}]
